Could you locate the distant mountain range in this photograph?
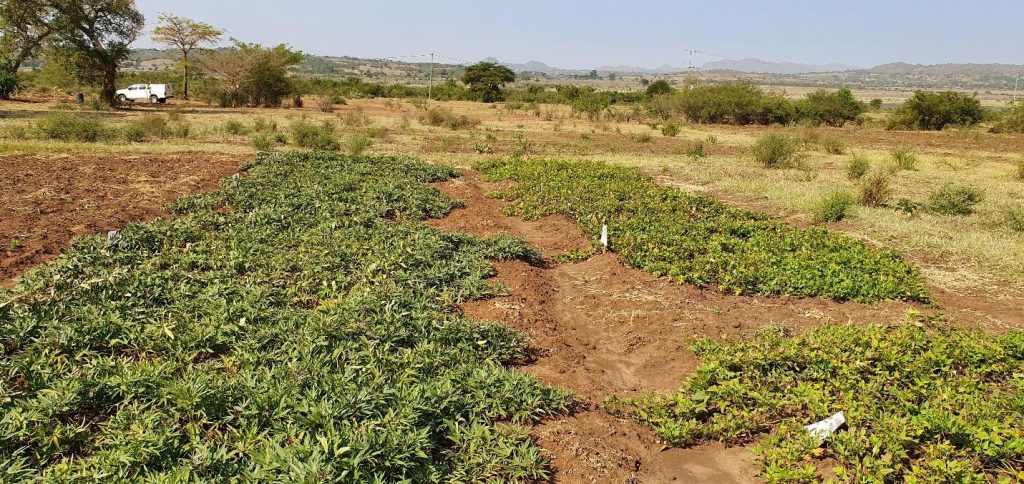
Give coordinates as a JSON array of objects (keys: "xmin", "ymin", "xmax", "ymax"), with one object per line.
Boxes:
[
  {"xmin": 120, "ymin": 49, "xmax": 1024, "ymax": 91},
  {"xmin": 702, "ymin": 58, "xmax": 860, "ymax": 74}
]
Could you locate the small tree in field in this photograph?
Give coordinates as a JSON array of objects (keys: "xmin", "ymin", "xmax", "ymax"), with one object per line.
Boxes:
[
  {"xmin": 645, "ymin": 79, "xmax": 673, "ymax": 97},
  {"xmin": 152, "ymin": 13, "xmax": 223, "ymax": 100},
  {"xmin": 461, "ymin": 62, "xmax": 515, "ymax": 103}
]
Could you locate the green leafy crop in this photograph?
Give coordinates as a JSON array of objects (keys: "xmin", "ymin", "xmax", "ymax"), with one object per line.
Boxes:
[
  {"xmin": 476, "ymin": 159, "xmax": 927, "ymax": 303},
  {"xmin": 607, "ymin": 320, "xmax": 1024, "ymax": 482},
  {"xmin": 0, "ymin": 153, "xmax": 570, "ymax": 481}
]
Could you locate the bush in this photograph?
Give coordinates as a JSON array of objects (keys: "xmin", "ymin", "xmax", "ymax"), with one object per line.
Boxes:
[
  {"xmin": 819, "ymin": 135, "xmax": 846, "ymax": 154},
  {"xmin": 421, "ymin": 107, "xmax": 480, "ymax": 130},
  {"xmin": 0, "ymin": 67, "xmax": 20, "ymax": 98},
  {"xmin": 928, "ymin": 183, "xmax": 985, "ymax": 215},
  {"xmin": 660, "ymin": 121, "xmax": 680, "ymax": 137},
  {"xmin": 121, "ymin": 123, "xmax": 147, "ymax": 142},
  {"xmin": 887, "ymin": 91, "xmax": 984, "ymax": 130},
  {"xmin": 34, "ymin": 113, "xmax": 104, "ymax": 142},
  {"xmin": 645, "ymin": 79, "xmax": 673, "ymax": 97},
  {"xmin": 224, "ymin": 119, "xmax": 249, "ymax": 135},
  {"xmin": 795, "ymin": 88, "xmax": 865, "ymax": 127},
  {"xmin": 315, "ymin": 95, "xmax": 335, "ymax": 113},
  {"xmin": 252, "ymin": 133, "xmax": 273, "ymax": 152},
  {"xmin": 869, "ymin": 98, "xmax": 883, "ymax": 110},
  {"xmin": 858, "ymin": 172, "xmax": 892, "ymax": 207},
  {"xmin": 891, "ymin": 146, "xmax": 918, "ymax": 170},
  {"xmin": 810, "ymin": 191, "xmax": 855, "ymax": 223},
  {"xmin": 629, "ymin": 132, "xmax": 653, "ymax": 143},
  {"xmin": 846, "ymin": 154, "xmax": 870, "ymax": 180},
  {"xmin": 1001, "ymin": 206, "xmax": 1024, "ymax": 232},
  {"xmin": 685, "ymin": 141, "xmax": 706, "ymax": 159},
  {"xmin": 252, "ymin": 117, "xmax": 278, "ymax": 133},
  {"xmin": 991, "ymin": 103, "xmax": 1024, "ymax": 133},
  {"xmin": 751, "ymin": 133, "xmax": 800, "ymax": 168},
  {"xmin": 347, "ymin": 134, "xmax": 372, "ymax": 155},
  {"xmin": 290, "ymin": 117, "xmax": 339, "ymax": 150},
  {"xmin": 669, "ymin": 81, "xmax": 796, "ymax": 125},
  {"xmin": 1017, "ymin": 158, "xmax": 1024, "ymax": 181}
]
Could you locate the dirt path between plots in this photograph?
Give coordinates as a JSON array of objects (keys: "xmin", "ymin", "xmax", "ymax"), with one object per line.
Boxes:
[
  {"xmin": 427, "ymin": 171, "xmax": 923, "ymax": 483},
  {"xmin": 0, "ymin": 153, "xmax": 243, "ymax": 286}
]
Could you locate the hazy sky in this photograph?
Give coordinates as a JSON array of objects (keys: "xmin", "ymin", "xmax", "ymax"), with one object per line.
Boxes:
[{"xmin": 134, "ymin": 0, "xmax": 1024, "ymax": 69}]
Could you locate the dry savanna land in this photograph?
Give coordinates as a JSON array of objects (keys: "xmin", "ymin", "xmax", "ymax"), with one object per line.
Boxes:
[{"xmin": 3, "ymin": 89, "xmax": 1024, "ymax": 482}]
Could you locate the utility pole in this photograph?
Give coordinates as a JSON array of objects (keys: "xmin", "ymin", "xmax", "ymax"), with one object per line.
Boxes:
[
  {"xmin": 686, "ymin": 49, "xmax": 696, "ymax": 73},
  {"xmin": 1014, "ymin": 72, "xmax": 1020, "ymax": 104},
  {"xmin": 427, "ymin": 53, "xmax": 435, "ymax": 104}
]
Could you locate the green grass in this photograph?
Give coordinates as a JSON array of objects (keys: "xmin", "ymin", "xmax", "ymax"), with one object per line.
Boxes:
[
  {"xmin": 606, "ymin": 319, "xmax": 1024, "ymax": 482},
  {"xmin": 0, "ymin": 153, "xmax": 570, "ymax": 481},
  {"xmin": 477, "ymin": 158, "xmax": 928, "ymax": 303}
]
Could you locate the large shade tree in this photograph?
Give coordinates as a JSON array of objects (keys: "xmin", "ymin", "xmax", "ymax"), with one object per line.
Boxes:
[
  {"xmin": 460, "ymin": 62, "xmax": 515, "ymax": 103},
  {"xmin": 197, "ymin": 40, "xmax": 302, "ymax": 107},
  {"xmin": 46, "ymin": 0, "xmax": 144, "ymax": 104},
  {"xmin": 152, "ymin": 13, "xmax": 222, "ymax": 100},
  {"xmin": 0, "ymin": 0, "xmax": 60, "ymax": 97}
]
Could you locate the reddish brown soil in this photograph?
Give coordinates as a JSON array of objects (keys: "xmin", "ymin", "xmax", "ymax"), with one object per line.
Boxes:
[
  {"xmin": 428, "ymin": 172, "xmax": 927, "ymax": 483},
  {"xmin": 0, "ymin": 153, "xmax": 242, "ymax": 286}
]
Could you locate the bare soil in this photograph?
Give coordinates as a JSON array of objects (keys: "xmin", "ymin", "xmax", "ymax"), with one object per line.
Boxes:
[
  {"xmin": 0, "ymin": 153, "xmax": 242, "ymax": 286},
  {"xmin": 427, "ymin": 171, "xmax": 929, "ymax": 483}
]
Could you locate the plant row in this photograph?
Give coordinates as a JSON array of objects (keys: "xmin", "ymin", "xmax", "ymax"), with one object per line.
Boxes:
[
  {"xmin": 476, "ymin": 158, "xmax": 928, "ymax": 303},
  {"xmin": 0, "ymin": 153, "xmax": 570, "ymax": 481}
]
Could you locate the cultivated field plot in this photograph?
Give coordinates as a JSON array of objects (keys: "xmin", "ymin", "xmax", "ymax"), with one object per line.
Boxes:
[{"xmin": 2, "ymin": 96, "xmax": 1024, "ymax": 482}]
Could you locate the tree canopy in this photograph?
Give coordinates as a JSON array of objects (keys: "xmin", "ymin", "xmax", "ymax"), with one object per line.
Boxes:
[
  {"xmin": 460, "ymin": 62, "xmax": 515, "ymax": 103},
  {"xmin": 152, "ymin": 13, "xmax": 223, "ymax": 99},
  {"xmin": 197, "ymin": 40, "xmax": 302, "ymax": 107}
]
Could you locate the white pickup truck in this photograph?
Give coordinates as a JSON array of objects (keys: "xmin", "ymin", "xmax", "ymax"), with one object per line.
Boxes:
[{"xmin": 115, "ymin": 84, "xmax": 174, "ymax": 104}]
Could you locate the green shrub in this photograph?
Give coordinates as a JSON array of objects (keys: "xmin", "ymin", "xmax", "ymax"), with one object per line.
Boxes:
[
  {"xmin": 891, "ymin": 146, "xmax": 918, "ymax": 170},
  {"xmin": 629, "ymin": 132, "xmax": 653, "ymax": 143},
  {"xmin": 347, "ymin": 134, "xmax": 373, "ymax": 155},
  {"xmin": 795, "ymin": 88, "xmax": 865, "ymax": 127},
  {"xmin": 477, "ymin": 158, "xmax": 927, "ymax": 303},
  {"xmin": 887, "ymin": 91, "xmax": 984, "ymax": 130},
  {"xmin": 751, "ymin": 133, "xmax": 799, "ymax": 168},
  {"xmin": 660, "ymin": 121, "xmax": 680, "ymax": 137},
  {"xmin": 252, "ymin": 117, "xmax": 278, "ymax": 133},
  {"xmin": 607, "ymin": 321, "xmax": 1024, "ymax": 482},
  {"xmin": 290, "ymin": 117, "xmax": 339, "ymax": 150},
  {"xmin": 810, "ymin": 191, "xmax": 855, "ymax": 223},
  {"xmin": 121, "ymin": 123, "xmax": 147, "ymax": 142},
  {"xmin": 819, "ymin": 135, "xmax": 846, "ymax": 154},
  {"xmin": 1001, "ymin": 206, "xmax": 1024, "ymax": 232},
  {"xmin": 846, "ymin": 154, "xmax": 870, "ymax": 180},
  {"xmin": 421, "ymin": 107, "xmax": 480, "ymax": 130},
  {"xmin": 223, "ymin": 119, "xmax": 249, "ymax": 135},
  {"xmin": 1017, "ymin": 158, "xmax": 1024, "ymax": 181},
  {"xmin": 928, "ymin": 183, "xmax": 985, "ymax": 215},
  {"xmin": 251, "ymin": 133, "xmax": 273, "ymax": 152},
  {"xmin": 365, "ymin": 126, "xmax": 391, "ymax": 139},
  {"xmin": 34, "ymin": 113, "xmax": 104, "ymax": 142},
  {"xmin": 991, "ymin": 103, "xmax": 1024, "ymax": 133},
  {"xmin": 0, "ymin": 67, "xmax": 20, "ymax": 98},
  {"xmin": 685, "ymin": 141, "xmax": 706, "ymax": 159},
  {"xmin": 666, "ymin": 81, "xmax": 796, "ymax": 125},
  {"xmin": 869, "ymin": 98, "xmax": 883, "ymax": 110},
  {"xmin": 858, "ymin": 171, "xmax": 892, "ymax": 207}
]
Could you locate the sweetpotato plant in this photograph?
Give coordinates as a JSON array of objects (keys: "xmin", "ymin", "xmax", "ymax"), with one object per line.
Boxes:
[
  {"xmin": 0, "ymin": 153, "xmax": 571, "ymax": 481},
  {"xmin": 606, "ymin": 319, "xmax": 1024, "ymax": 482},
  {"xmin": 476, "ymin": 159, "xmax": 928, "ymax": 303}
]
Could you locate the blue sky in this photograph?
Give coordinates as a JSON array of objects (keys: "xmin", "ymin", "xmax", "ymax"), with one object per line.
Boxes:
[{"xmin": 134, "ymin": 0, "xmax": 1024, "ymax": 69}]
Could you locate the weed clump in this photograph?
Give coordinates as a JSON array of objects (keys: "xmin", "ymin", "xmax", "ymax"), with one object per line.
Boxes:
[
  {"xmin": 810, "ymin": 191, "xmax": 855, "ymax": 223},
  {"xmin": 819, "ymin": 135, "xmax": 846, "ymax": 155},
  {"xmin": 34, "ymin": 112, "xmax": 104, "ymax": 142},
  {"xmin": 660, "ymin": 121, "xmax": 680, "ymax": 137},
  {"xmin": 223, "ymin": 119, "xmax": 249, "ymax": 135},
  {"xmin": 421, "ymin": 107, "xmax": 480, "ymax": 130},
  {"xmin": 846, "ymin": 154, "xmax": 870, "ymax": 180},
  {"xmin": 858, "ymin": 171, "xmax": 892, "ymax": 207},
  {"xmin": 1016, "ymin": 158, "xmax": 1024, "ymax": 181},
  {"xmin": 927, "ymin": 183, "xmax": 985, "ymax": 215},
  {"xmin": 290, "ymin": 117, "xmax": 339, "ymax": 151},
  {"xmin": 891, "ymin": 146, "xmax": 918, "ymax": 170},
  {"xmin": 751, "ymin": 133, "xmax": 800, "ymax": 168},
  {"xmin": 346, "ymin": 134, "xmax": 372, "ymax": 155},
  {"xmin": 251, "ymin": 133, "xmax": 273, "ymax": 152}
]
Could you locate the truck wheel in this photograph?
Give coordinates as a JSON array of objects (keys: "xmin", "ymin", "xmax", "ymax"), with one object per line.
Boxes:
[
  {"xmin": 158, "ymin": 98, "xmax": 167, "ymax": 104},
  {"xmin": 117, "ymin": 94, "xmax": 127, "ymax": 103},
  {"xmin": 150, "ymin": 95, "xmax": 158, "ymax": 104}
]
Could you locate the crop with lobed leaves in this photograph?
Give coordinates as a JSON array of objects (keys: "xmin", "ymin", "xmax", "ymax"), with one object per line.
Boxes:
[
  {"xmin": 476, "ymin": 158, "xmax": 927, "ymax": 303},
  {"xmin": 606, "ymin": 319, "xmax": 1024, "ymax": 482},
  {"xmin": 0, "ymin": 153, "xmax": 571, "ymax": 481}
]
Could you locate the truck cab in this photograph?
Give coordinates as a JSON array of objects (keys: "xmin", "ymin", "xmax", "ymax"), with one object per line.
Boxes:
[{"xmin": 115, "ymin": 84, "xmax": 174, "ymax": 104}]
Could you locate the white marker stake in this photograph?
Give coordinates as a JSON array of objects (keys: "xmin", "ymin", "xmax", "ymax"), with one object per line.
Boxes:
[
  {"xmin": 600, "ymin": 224, "xmax": 609, "ymax": 249},
  {"xmin": 106, "ymin": 230, "xmax": 119, "ymax": 246},
  {"xmin": 804, "ymin": 412, "xmax": 845, "ymax": 445}
]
